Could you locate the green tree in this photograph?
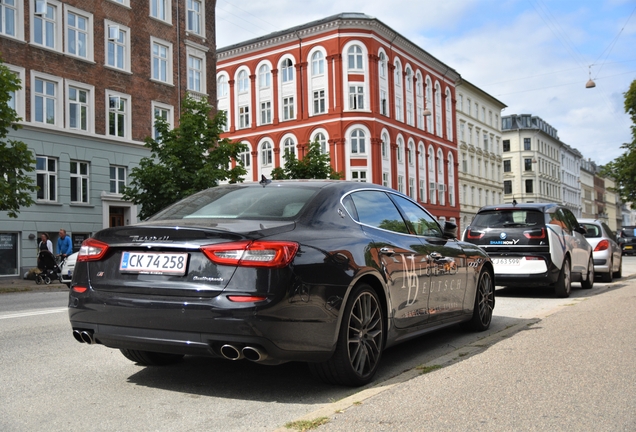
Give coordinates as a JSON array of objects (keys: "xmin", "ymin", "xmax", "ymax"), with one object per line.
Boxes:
[
  {"xmin": 123, "ymin": 96, "xmax": 247, "ymax": 220},
  {"xmin": 271, "ymin": 140, "xmax": 341, "ymax": 180},
  {"xmin": 0, "ymin": 59, "xmax": 37, "ymax": 218},
  {"xmin": 601, "ymin": 79, "xmax": 636, "ymax": 206}
]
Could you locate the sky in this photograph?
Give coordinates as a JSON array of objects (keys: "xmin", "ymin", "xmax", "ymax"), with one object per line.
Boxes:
[{"xmin": 215, "ymin": 0, "xmax": 636, "ymax": 166}]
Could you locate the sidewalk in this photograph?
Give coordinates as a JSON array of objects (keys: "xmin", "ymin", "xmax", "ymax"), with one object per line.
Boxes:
[{"xmin": 0, "ymin": 276, "xmax": 68, "ymax": 293}]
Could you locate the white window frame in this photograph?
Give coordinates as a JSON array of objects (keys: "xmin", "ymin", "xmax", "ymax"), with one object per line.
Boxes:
[
  {"xmin": 109, "ymin": 165, "xmax": 127, "ymax": 194},
  {"xmin": 282, "ymin": 96, "xmax": 294, "ymax": 121},
  {"xmin": 311, "ymin": 51, "xmax": 324, "ymax": 76},
  {"xmin": 5, "ymin": 64, "xmax": 25, "ymax": 119},
  {"xmin": 348, "ymin": 85, "xmax": 364, "ymax": 110},
  {"xmin": 105, "ymin": 89, "xmax": 132, "ymax": 140},
  {"xmin": 0, "ymin": 0, "xmax": 25, "ymax": 41},
  {"xmin": 237, "ymin": 70, "xmax": 249, "ymax": 93},
  {"xmin": 64, "ymin": 5, "xmax": 94, "ymax": 62},
  {"xmin": 397, "ymin": 175, "xmax": 404, "ymax": 193},
  {"xmin": 351, "ymin": 170, "xmax": 367, "ymax": 183},
  {"xmin": 30, "ymin": 70, "xmax": 63, "ymax": 128},
  {"xmin": 350, "ymin": 129, "xmax": 366, "ymax": 155},
  {"xmin": 150, "ymin": 0, "xmax": 172, "ymax": 24},
  {"xmin": 281, "ymin": 58, "xmax": 294, "ymax": 83},
  {"xmin": 258, "ymin": 64, "xmax": 271, "ymax": 88},
  {"xmin": 65, "ymin": 79, "xmax": 95, "ymax": 133},
  {"xmin": 36, "ymin": 155, "xmax": 57, "ymax": 202},
  {"xmin": 104, "ymin": 19, "xmax": 131, "ymax": 73},
  {"xmin": 347, "ymin": 45, "xmax": 363, "ymax": 71},
  {"xmin": 313, "ymin": 89, "xmax": 325, "ymax": 115},
  {"xmin": 281, "ymin": 136, "xmax": 296, "ymax": 162},
  {"xmin": 238, "ymin": 105, "xmax": 250, "ymax": 129},
  {"xmin": 260, "ymin": 141, "xmax": 273, "ymax": 167},
  {"xmin": 186, "ymin": 0, "xmax": 204, "ymax": 37},
  {"xmin": 186, "ymin": 45, "xmax": 207, "ymax": 95},
  {"xmin": 69, "ymin": 160, "xmax": 90, "ymax": 204},
  {"xmin": 217, "ymin": 74, "xmax": 228, "ymax": 97},
  {"xmin": 260, "ymin": 101, "xmax": 271, "ymax": 125},
  {"xmin": 107, "ymin": 0, "xmax": 130, "ymax": 6},
  {"xmin": 151, "ymin": 100, "xmax": 173, "ymax": 140},
  {"xmin": 30, "ymin": 0, "xmax": 62, "ymax": 52},
  {"xmin": 150, "ymin": 37, "xmax": 173, "ymax": 85}
]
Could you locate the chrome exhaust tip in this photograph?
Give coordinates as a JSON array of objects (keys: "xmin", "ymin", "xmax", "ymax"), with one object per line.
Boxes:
[
  {"xmin": 220, "ymin": 344, "xmax": 243, "ymax": 360},
  {"xmin": 242, "ymin": 346, "xmax": 267, "ymax": 362},
  {"xmin": 80, "ymin": 331, "xmax": 94, "ymax": 345},
  {"xmin": 72, "ymin": 330, "xmax": 84, "ymax": 343}
]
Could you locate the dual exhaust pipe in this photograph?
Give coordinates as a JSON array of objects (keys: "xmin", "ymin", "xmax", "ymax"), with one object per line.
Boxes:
[
  {"xmin": 220, "ymin": 344, "xmax": 267, "ymax": 362},
  {"xmin": 72, "ymin": 329, "xmax": 95, "ymax": 344}
]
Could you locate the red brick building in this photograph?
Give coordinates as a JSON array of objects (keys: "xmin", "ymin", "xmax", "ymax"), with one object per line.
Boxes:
[
  {"xmin": 217, "ymin": 13, "xmax": 460, "ymax": 223},
  {"xmin": 0, "ymin": 0, "xmax": 215, "ymax": 277}
]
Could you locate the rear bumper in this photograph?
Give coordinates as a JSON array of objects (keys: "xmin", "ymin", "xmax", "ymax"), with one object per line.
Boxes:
[{"xmin": 489, "ymin": 253, "xmax": 560, "ymax": 287}]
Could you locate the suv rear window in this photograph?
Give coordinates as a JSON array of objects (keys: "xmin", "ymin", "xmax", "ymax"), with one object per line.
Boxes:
[{"xmin": 471, "ymin": 210, "xmax": 545, "ymax": 228}]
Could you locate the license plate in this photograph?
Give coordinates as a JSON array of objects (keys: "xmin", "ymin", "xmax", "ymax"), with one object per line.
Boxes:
[
  {"xmin": 492, "ymin": 258, "xmax": 520, "ymax": 266},
  {"xmin": 120, "ymin": 252, "xmax": 188, "ymax": 275},
  {"xmin": 625, "ymin": 245, "xmax": 633, "ymax": 250}
]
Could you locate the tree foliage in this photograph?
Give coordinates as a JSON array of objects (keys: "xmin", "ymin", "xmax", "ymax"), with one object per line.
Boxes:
[
  {"xmin": 0, "ymin": 59, "xmax": 37, "ymax": 218},
  {"xmin": 601, "ymin": 79, "xmax": 636, "ymax": 207},
  {"xmin": 271, "ymin": 140, "xmax": 341, "ymax": 180},
  {"xmin": 123, "ymin": 96, "xmax": 247, "ymax": 220}
]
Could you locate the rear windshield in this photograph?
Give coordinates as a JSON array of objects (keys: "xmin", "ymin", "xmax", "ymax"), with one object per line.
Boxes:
[
  {"xmin": 471, "ymin": 210, "xmax": 545, "ymax": 228},
  {"xmin": 581, "ymin": 223, "xmax": 602, "ymax": 238},
  {"xmin": 150, "ymin": 185, "xmax": 319, "ymax": 220},
  {"xmin": 621, "ymin": 227, "xmax": 636, "ymax": 238}
]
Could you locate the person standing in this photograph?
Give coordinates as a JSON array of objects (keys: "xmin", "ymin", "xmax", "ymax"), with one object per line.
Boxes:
[
  {"xmin": 38, "ymin": 233, "xmax": 53, "ymax": 253},
  {"xmin": 57, "ymin": 229, "xmax": 73, "ymax": 258}
]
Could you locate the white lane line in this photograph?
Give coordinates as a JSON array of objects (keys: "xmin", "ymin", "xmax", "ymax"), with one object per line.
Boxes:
[{"xmin": 0, "ymin": 308, "xmax": 67, "ymax": 320}]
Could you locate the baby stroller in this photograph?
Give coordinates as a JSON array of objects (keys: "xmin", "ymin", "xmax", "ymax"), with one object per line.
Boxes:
[{"xmin": 35, "ymin": 250, "xmax": 62, "ymax": 285}]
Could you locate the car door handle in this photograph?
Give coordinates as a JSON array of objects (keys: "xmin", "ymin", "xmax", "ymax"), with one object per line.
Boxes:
[{"xmin": 379, "ymin": 247, "xmax": 395, "ymax": 256}]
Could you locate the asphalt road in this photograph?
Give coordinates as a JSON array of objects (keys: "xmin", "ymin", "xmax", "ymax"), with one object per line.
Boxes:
[{"xmin": 1, "ymin": 257, "xmax": 635, "ymax": 431}]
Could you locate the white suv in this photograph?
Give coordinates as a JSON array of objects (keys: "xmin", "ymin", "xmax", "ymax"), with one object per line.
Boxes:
[{"xmin": 462, "ymin": 203, "xmax": 594, "ymax": 297}]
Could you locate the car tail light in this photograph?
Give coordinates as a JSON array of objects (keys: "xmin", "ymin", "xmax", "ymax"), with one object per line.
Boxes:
[
  {"xmin": 524, "ymin": 256, "xmax": 545, "ymax": 261},
  {"xmin": 524, "ymin": 228, "xmax": 546, "ymax": 239},
  {"xmin": 200, "ymin": 240, "xmax": 299, "ymax": 268},
  {"xmin": 594, "ymin": 239, "xmax": 610, "ymax": 252},
  {"xmin": 72, "ymin": 286, "xmax": 88, "ymax": 293},
  {"xmin": 77, "ymin": 239, "xmax": 109, "ymax": 262},
  {"xmin": 227, "ymin": 295, "xmax": 267, "ymax": 302},
  {"xmin": 466, "ymin": 229, "xmax": 484, "ymax": 240}
]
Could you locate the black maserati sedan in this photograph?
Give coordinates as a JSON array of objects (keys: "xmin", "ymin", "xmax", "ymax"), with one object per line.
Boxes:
[{"xmin": 69, "ymin": 180, "xmax": 494, "ymax": 386}]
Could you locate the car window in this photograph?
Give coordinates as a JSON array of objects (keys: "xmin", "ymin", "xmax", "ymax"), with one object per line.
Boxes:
[
  {"xmin": 562, "ymin": 209, "xmax": 579, "ymax": 232},
  {"xmin": 472, "ymin": 210, "xmax": 543, "ymax": 228},
  {"xmin": 581, "ymin": 223, "xmax": 601, "ymax": 238},
  {"xmin": 349, "ymin": 191, "xmax": 409, "ymax": 234},
  {"xmin": 390, "ymin": 194, "xmax": 442, "ymax": 237},
  {"xmin": 151, "ymin": 185, "xmax": 318, "ymax": 220},
  {"xmin": 601, "ymin": 223, "xmax": 614, "ymax": 239},
  {"xmin": 549, "ymin": 210, "xmax": 570, "ymax": 233}
]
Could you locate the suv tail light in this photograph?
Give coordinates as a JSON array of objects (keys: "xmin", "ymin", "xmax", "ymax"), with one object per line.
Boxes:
[
  {"xmin": 524, "ymin": 228, "xmax": 546, "ymax": 239},
  {"xmin": 594, "ymin": 239, "xmax": 610, "ymax": 252},
  {"xmin": 201, "ymin": 240, "xmax": 299, "ymax": 268},
  {"xmin": 466, "ymin": 229, "xmax": 485, "ymax": 240},
  {"xmin": 77, "ymin": 239, "xmax": 109, "ymax": 262}
]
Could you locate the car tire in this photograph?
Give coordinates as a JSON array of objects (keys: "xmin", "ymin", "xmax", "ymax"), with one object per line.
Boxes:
[
  {"xmin": 614, "ymin": 257, "xmax": 622, "ymax": 279},
  {"xmin": 581, "ymin": 255, "xmax": 595, "ymax": 289},
  {"xmin": 460, "ymin": 269, "xmax": 495, "ymax": 332},
  {"xmin": 308, "ymin": 283, "xmax": 384, "ymax": 386},
  {"xmin": 554, "ymin": 257, "xmax": 571, "ymax": 298},
  {"xmin": 601, "ymin": 258, "xmax": 613, "ymax": 283},
  {"xmin": 119, "ymin": 349, "xmax": 184, "ymax": 366}
]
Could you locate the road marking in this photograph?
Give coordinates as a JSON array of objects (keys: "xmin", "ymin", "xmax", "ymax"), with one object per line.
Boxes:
[{"xmin": 0, "ymin": 308, "xmax": 67, "ymax": 320}]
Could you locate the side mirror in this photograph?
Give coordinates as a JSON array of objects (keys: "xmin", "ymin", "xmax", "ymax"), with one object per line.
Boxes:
[{"xmin": 442, "ymin": 221, "xmax": 458, "ymax": 239}]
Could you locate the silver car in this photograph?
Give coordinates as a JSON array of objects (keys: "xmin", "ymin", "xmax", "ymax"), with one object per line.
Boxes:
[{"xmin": 579, "ymin": 219, "xmax": 622, "ymax": 282}]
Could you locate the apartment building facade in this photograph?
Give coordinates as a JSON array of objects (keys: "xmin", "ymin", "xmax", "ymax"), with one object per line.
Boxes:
[
  {"xmin": 0, "ymin": 0, "xmax": 216, "ymax": 277},
  {"xmin": 455, "ymin": 79, "xmax": 506, "ymax": 228},
  {"xmin": 216, "ymin": 13, "xmax": 461, "ymax": 226}
]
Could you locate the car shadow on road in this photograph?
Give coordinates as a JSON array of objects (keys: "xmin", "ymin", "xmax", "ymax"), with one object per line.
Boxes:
[
  {"xmin": 125, "ymin": 315, "xmax": 536, "ymax": 403},
  {"xmin": 496, "ymin": 278, "xmax": 630, "ymax": 299}
]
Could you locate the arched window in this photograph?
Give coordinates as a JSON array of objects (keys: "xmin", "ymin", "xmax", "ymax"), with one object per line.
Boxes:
[
  {"xmin": 416, "ymin": 73, "xmax": 422, "ymax": 96},
  {"xmin": 435, "ymin": 82, "xmax": 442, "ymax": 136},
  {"xmin": 258, "ymin": 65, "xmax": 271, "ymax": 88},
  {"xmin": 394, "ymin": 60, "xmax": 401, "ymax": 86},
  {"xmin": 425, "ymin": 77, "xmax": 433, "ymax": 132},
  {"xmin": 381, "ymin": 133, "xmax": 389, "ymax": 159},
  {"xmin": 239, "ymin": 145, "xmax": 251, "ymax": 168},
  {"xmin": 379, "ymin": 52, "xmax": 386, "ymax": 78},
  {"xmin": 237, "ymin": 70, "xmax": 249, "ymax": 93},
  {"xmin": 405, "ymin": 68, "xmax": 412, "ymax": 91},
  {"xmin": 311, "ymin": 51, "xmax": 324, "ymax": 76},
  {"xmin": 448, "ymin": 152, "xmax": 455, "ymax": 206},
  {"xmin": 418, "ymin": 143, "xmax": 424, "ymax": 168},
  {"xmin": 350, "ymin": 129, "xmax": 366, "ymax": 154},
  {"xmin": 217, "ymin": 75, "xmax": 228, "ymax": 97},
  {"xmin": 313, "ymin": 132, "xmax": 327, "ymax": 153},
  {"xmin": 445, "ymin": 88, "xmax": 452, "ymax": 140},
  {"xmin": 428, "ymin": 146, "xmax": 436, "ymax": 204},
  {"xmin": 437, "ymin": 149, "xmax": 445, "ymax": 205},
  {"xmin": 397, "ymin": 138, "xmax": 404, "ymax": 163},
  {"xmin": 283, "ymin": 137, "xmax": 296, "ymax": 161},
  {"xmin": 347, "ymin": 45, "xmax": 363, "ymax": 70},
  {"xmin": 281, "ymin": 58, "xmax": 294, "ymax": 82},
  {"xmin": 261, "ymin": 141, "xmax": 273, "ymax": 166},
  {"xmin": 408, "ymin": 142, "xmax": 415, "ymax": 166}
]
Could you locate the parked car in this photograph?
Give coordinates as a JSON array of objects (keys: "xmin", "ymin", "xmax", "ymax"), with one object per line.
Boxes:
[
  {"xmin": 618, "ymin": 226, "xmax": 636, "ymax": 256},
  {"xmin": 578, "ymin": 219, "xmax": 622, "ymax": 282},
  {"xmin": 59, "ymin": 252, "xmax": 78, "ymax": 288},
  {"xmin": 69, "ymin": 181, "xmax": 495, "ymax": 386},
  {"xmin": 462, "ymin": 202, "xmax": 594, "ymax": 298}
]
